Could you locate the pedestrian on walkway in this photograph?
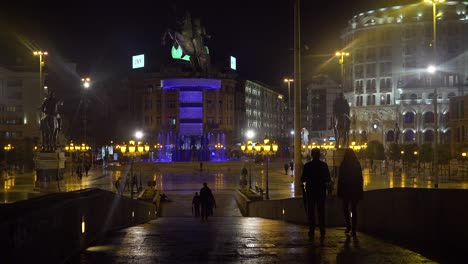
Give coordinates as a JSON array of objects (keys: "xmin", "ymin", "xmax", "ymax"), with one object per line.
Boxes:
[
  {"xmin": 84, "ymin": 162, "xmax": 91, "ymax": 177},
  {"xmin": 301, "ymin": 148, "xmax": 331, "ymax": 240},
  {"xmin": 76, "ymin": 164, "xmax": 83, "ymax": 180},
  {"xmin": 240, "ymin": 166, "xmax": 248, "ymax": 187},
  {"xmin": 200, "ymin": 182, "xmax": 216, "ymax": 221},
  {"xmin": 284, "ymin": 163, "xmax": 289, "ymax": 175},
  {"xmin": 337, "ymin": 148, "xmax": 363, "ymax": 237},
  {"xmin": 115, "ymin": 177, "xmax": 122, "ymax": 195},
  {"xmin": 192, "ymin": 192, "xmax": 201, "ymax": 217}
]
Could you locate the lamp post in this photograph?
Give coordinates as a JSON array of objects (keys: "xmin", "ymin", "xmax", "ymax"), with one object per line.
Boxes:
[
  {"xmin": 284, "ymin": 78, "xmax": 294, "ymax": 156},
  {"xmin": 3, "ymin": 144, "xmax": 14, "ymax": 173},
  {"xmin": 119, "ymin": 136, "xmax": 149, "ymax": 199},
  {"xmin": 215, "ymin": 143, "xmax": 223, "ymax": 160},
  {"xmin": 33, "ymin": 51, "xmax": 48, "ymax": 95},
  {"xmin": 424, "ymin": 0, "xmax": 444, "ymax": 188},
  {"xmin": 64, "ymin": 142, "xmax": 76, "ymax": 176},
  {"xmin": 240, "ymin": 140, "xmax": 254, "ymax": 189},
  {"xmin": 335, "ymin": 51, "xmax": 350, "ymax": 92},
  {"xmin": 81, "ymin": 78, "xmax": 91, "ymax": 144},
  {"xmin": 255, "ymin": 136, "xmax": 279, "ymax": 200}
]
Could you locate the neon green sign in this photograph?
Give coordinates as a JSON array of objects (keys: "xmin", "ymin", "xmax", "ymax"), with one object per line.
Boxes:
[{"xmin": 171, "ymin": 46, "xmax": 190, "ymax": 61}]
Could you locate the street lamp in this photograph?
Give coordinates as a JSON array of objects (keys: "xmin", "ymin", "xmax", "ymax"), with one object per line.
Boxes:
[
  {"xmin": 215, "ymin": 143, "xmax": 223, "ymax": 159},
  {"xmin": 81, "ymin": 78, "xmax": 91, "ymax": 144},
  {"xmin": 33, "ymin": 51, "xmax": 48, "ymax": 95},
  {"xmin": 3, "ymin": 144, "xmax": 14, "ymax": 172},
  {"xmin": 240, "ymin": 140, "xmax": 254, "ymax": 189},
  {"xmin": 119, "ymin": 139, "xmax": 150, "ymax": 199},
  {"xmin": 255, "ymin": 136, "xmax": 279, "ymax": 199},
  {"xmin": 284, "ymin": 78, "xmax": 294, "ymax": 158},
  {"xmin": 424, "ymin": 0, "xmax": 444, "ymax": 188},
  {"xmin": 335, "ymin": 51, "xmax": 350, "ymax": 92},
  {"xmin": 64, "ymin": 142, "xmax": 76, "ymax": 176}
]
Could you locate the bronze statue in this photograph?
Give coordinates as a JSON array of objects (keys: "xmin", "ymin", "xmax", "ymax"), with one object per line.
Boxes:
[
  {"xmin": 162, "ymin": 11, "xmax": 211, "ymax": 73},
  {"xmin": 332, "ymin": 93, "xmax": 351, "ymax": 148},
  {"xmin": 40, "ymin": 91, "xmax": 62, "ymax": 152}
]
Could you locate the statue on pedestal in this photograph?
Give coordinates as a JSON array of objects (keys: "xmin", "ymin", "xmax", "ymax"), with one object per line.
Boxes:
[
  {"xmin": 332, "ymin": 93, "xmax": 351, "ymax": 148},
  {"xmin": 162, "ymin": 11, "xmax": 211, "ymax": 73},
  {"xmin": 39, "ymin": 91, "xmax": 62, "ymax": 152}
]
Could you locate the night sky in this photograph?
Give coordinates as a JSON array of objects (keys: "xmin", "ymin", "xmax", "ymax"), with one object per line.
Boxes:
[{"xmin": 1, "ymin": 0, "xmax": 416, "ymax": 87}]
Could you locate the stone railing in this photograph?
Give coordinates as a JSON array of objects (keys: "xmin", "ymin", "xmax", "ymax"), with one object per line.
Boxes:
[{"xmin": 0, "ymin": 188, "xmax": 158, "ymax": 263}]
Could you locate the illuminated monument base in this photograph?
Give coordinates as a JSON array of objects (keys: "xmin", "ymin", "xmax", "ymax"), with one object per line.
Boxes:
[
  {"xmin": 157, "ymin": 78, "xmax": 227, "ymax": 162},
  {"xmin": 34, "ymin": 152, "xmax": 66, "ymax": 192}
]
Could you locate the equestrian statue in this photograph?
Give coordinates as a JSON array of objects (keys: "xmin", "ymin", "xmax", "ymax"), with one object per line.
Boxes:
[
  {"xmin": 162, "ymin": 11, "xmax": 211, "ymax": 73},
  {"xmin": 332, "ymin": 93, "xmax": 351, "ymax": 148},
  {"xmin": 40, "ymin": 91, "xmax": 62, "ymax": 152}
]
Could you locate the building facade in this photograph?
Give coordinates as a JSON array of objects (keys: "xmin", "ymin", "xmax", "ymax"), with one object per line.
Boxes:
[
  {"xmin": 341, "ymin": 1, "xmax": 468, "ymax": 147},
  {"xmin": 0, "ymin": 66, "xmax": 42, "ymax": 142},
  {"xmin": 449, "ymin": 95, "xmax": 468, "ymax": 156},
  {"xmin": 136, "ymin": 69, "xmax": 285, "ymax": 161},
  {"xmin": 303, "ymin": 76, "xmax": 341, "ymax": 142}
]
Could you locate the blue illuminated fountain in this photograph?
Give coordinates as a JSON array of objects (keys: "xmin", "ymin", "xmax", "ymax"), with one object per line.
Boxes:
[{"xmin": 155, "ymin": 78, "xmax": 227, "ymax": 162}]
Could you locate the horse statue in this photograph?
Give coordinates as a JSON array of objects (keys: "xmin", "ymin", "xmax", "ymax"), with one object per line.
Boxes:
[
  {"xmin": 162, "ymin": 11, "xmax": 211, "ymax": 73},
  {"xmin": 40, "ymin": 115, "xmax": 59, "ymax": 152},
  {"xmin": 39, "ymin": 91, "xmax": 62, "ymax": 152},
  {"xmin": 333, "ymin": 114, "xmax": 351, "ymax": 148}
]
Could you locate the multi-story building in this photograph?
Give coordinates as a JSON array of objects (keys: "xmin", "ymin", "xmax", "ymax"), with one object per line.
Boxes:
[
  {"xmin": 241, "ymin": 80, "xmax": 286, "ymax": 144},
  {"xmin": 449, "ymin": 94, "xmax": 468, "ymax": 156},
  {"xmin": 0, "ymin": 66, "xmax": 42, "ymax": 142},
  {"xmin": 341, "ymin": 1, "xmax": 468, "ymax": 147},
  {"xmin": 134, "ymin": 66, "xmax": 285, "ymax": 161},
  {"xmin": 303, "ymin": 75, "xmax": 341, "ymax": 142}
]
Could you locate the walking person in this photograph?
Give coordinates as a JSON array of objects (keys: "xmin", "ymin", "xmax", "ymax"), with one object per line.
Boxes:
[
  {"xmin": 200, "ymin": 182, "xmax": 216, "ymax": 221},
  {"xmin": 240, "ymin": 166, "xmax": 248, "ymax": 187},
  {"xmin": 284, "ymin": 163, "xmax": 289, "ymax": 175},
  {"xmin": 115, "ymin": 177, "xmax": 122, "ymax": 195},
  {"xmin": 192, "ymin": 192, "xmax": 201, "ymax": 217},
  {"xmin": 301, "ymin": 148, "xmax": 331, "ymax": 240},
  {"xmin": 337, "ymin": 148, "xmax": 363, "ymax": 237},
  {"xmin": 76, "ymin": 164, "xmax": 83, "ymax": 180}
]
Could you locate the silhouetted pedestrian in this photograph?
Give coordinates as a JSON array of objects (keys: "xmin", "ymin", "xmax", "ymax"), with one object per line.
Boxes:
[
  {"xmin": 84, "ymin": 162, "xmax": 91, "ymax": 176},
  {"xmin": 200, "ymin": 182, "xmax": 216, "ymax": 221},
  {"xmin": 301, "ymin": 148, "xmax": 331, "ymax": 240},
  {"xmin": 192, "ymin": 192, "xmax": 201, "ymax": 217},
  {"xmin": 338, "ymin": 149, "xmax": 363, "ymax": 237},
  {"xmin": 115, "ymin": 177, "xmax": 122, "ymax": 194},
  {"xmin": 284, "ymin": 163, "xmax": 289, "ymax": 175},
  {"xmin": 76, "ymin": 165, "xmax": 83, "ymax": 180}
]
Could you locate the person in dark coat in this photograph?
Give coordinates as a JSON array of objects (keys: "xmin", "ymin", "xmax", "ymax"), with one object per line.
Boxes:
[
  {"xmin": 192, "ymin": 192, "xmax": 201, "ymax": 217},
  {"xmin": 337, "ymin": 148, "xmax": 364, "ymax": 237},
  {"xmin": 301, "ymin": 148, "xmax": 331, "ymax": 240},
  {"xmin": 200, "ymin": 182, "xmax": 216, "ymax": 221}
]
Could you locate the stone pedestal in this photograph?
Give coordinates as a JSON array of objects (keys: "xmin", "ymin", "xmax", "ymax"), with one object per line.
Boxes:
[
  {"xmin": 325, "ymin": 148, "xmax": 347, "ymax": 196},
  {"xmin": 34, "ymin": 152, "xmax": 66, "ymax": 192}
]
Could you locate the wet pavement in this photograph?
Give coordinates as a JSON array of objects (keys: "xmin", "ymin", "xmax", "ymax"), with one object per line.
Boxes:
[
  {"xmin": 1, "ymin": 160, "xmax": 468, "ymax": 203},
  {"xmin": 69, "ymin": 217, "xmax": 436, "ymax": 263}
]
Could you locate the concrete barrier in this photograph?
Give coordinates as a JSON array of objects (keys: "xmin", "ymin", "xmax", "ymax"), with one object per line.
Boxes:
[
  {"xmin": 0, "ymin": 188, "xmax": 158, "ymax": 263},
  {"xmin": 236, "ymin": 188, "xmax": 468, "ymax": 258}
]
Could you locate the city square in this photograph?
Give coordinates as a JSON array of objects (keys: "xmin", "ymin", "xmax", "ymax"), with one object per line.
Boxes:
[{"xmin": 0, "ymin": 0, "xmax": 468, "ymax": 263}]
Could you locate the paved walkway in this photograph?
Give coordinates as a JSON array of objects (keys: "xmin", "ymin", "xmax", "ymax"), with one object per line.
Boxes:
[
  {"xmin": 66, "ymin": 181, "xmax": 441, "ymax": 264},
  {"xmin": 69, "ymin": 217, "xmax": 436, "ymax": 263}
]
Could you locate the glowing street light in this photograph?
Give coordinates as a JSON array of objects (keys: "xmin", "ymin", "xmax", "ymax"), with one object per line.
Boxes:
[
  {"xmin": 33, "ymin": 51, "xmax": 48, "ymax": 94},
  {"xmin": 119, "ymin": 138, "xmax": 150, "ymax": 198},
  {"xmin": 335, "ymin": 51, "xmax": 350, "ymax": 92},
  {"xmin": 424, "ymin": 0, "xmax": 444, "ymax": 188}
]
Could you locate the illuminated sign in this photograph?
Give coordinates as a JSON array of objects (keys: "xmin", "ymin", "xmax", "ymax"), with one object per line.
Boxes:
[
  {"xmin": 230, "ymin": 56, "xmax": 236, "ymax": 70},
  {"xmin": 132, "ymin": 54, "xmax": 145, "ymax": 69}
]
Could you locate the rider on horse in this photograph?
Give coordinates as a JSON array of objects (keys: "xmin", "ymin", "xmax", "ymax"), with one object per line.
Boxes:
[
  {"xmin": 332, "ymin": 93, "xmax": 351, "ymax": 147},
  {"xmin": 40, "ymin": 91, "xmax": 62, "ymax": 131},
  {"xmin": 40, "ymin": 91, "xmax": 62, "ymax": 151}
]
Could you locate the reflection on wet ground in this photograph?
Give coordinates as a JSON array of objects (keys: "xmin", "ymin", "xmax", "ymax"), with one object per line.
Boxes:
[{"xmin": 1, "ymin": 161, "xmax": 467, "ymax": 203}]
